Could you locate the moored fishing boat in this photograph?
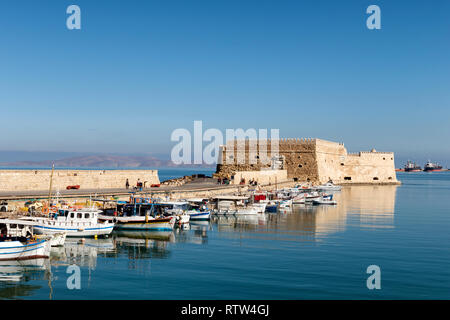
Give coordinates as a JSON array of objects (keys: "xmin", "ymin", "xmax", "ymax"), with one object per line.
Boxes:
[
  {"xmin": 187, "ymin": 211, "xmax": 211, "ymax": 221},
  {"xmin": 35, "ymin": 232, "xmax": 66, "ymax": 247},
  {"xmin": 316, "ymin": 181, "xmax": 342, "ymax": 191},
  {"xmin": 0, "ymin": 219, "xmax": 51, "ymax": 261},
  {"xmin": 312, "ymin": 195, "xmax": 337, "ymax": 205},
  {"xmin": 251, "ymin": 202, "xmax": 267, "ymax": 213},
  {"xmin": 265, "ymin": 202, "xmax": 279, "ymax": 213},
  {"xmin": 279, "ymin": 199, "xmax": 292, "ymax": 208},
  {"xmin": 26, "ymin": 208, "xmax": 114, "ymax": 237},
  {"xmin": 292, "ymin": 195, "xmax": 306, "ymax": 204},
  {"xmin": 113, "ymin": 216, "xmax": 176, "ymax": 231},
  {"xmin": 157, "ymin": 201, "xmax": 191, "ymax": 225},
  {"xmin": 185, "ymin": 199, "xmax": 211, "ymax": 221}
]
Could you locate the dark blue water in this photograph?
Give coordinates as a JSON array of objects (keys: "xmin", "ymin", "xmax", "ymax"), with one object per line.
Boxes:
[{"xmin": 1, "ymin": 172, "xmax": 449, "ymax": 300}]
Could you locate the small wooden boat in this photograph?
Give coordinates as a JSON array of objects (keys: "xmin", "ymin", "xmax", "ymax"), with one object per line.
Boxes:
[
  {"xmin": 186, "ymin": 199, "xmax": 211, "ymax": 221},
  {"xmin": 187, "ymin": 210, "xmax": 211, "ymax": 221},
  {"xmin": 114, "ymin": 216, "xmax": 176, "ymax": 231}
]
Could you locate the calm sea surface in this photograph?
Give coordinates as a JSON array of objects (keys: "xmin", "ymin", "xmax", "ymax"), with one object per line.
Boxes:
[{"xmin": 1, "ymin": 171, "xmax": 450, "ymax": 300}]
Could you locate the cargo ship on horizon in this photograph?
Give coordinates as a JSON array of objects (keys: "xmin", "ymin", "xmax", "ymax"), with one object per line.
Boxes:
[
  {"xmin": 404, "ymin": 160, "xmax": 422, "ymax": 172},
  {"xmin": 424, "ymin": 160, "xmax": 443, "ymax": 172}
]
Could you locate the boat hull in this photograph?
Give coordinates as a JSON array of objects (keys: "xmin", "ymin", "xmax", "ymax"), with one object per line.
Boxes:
[
  {"xmin": 114, "ymin": 217, "xmax": 176, "ymax": 231},
  {"xmin": 266, "ymin": 205, "xmax": 278, "ymax": 213},
  {"xmin": 33, "ymin": 225, "xmax": 114, "ymax": 237},
  {"xmin": 36, "ymin": 233, "xmax": 66, "ymax": 246},
  {"xmin": 0, "ymin": 239, "xmax": 50, "ymax": 261},
  {"xmin": 188, "ymin": 211, "xmax": 211, "ymax": 221}
]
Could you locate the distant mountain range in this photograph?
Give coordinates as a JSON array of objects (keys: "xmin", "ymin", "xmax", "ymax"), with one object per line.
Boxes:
[{"xmin": 0, "ymin": 154, "xmax": 215, "ymax": 168}]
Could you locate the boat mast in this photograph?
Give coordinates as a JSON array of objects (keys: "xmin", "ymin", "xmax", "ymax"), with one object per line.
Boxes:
[{"xmin": 47, "ymin": 163, "xmax": 55, "ymax": 209}]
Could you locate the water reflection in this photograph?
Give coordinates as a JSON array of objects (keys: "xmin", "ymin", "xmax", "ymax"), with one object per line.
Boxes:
[
  {"xmin": 0, "ymin": 258, "xmax": 50, "ymax": 299},
  {"xmin": 0, "ymin": 185, "xmax": 398, "ymax": 299},
  {"xmin": 51, "ymin": 238, "xmax": 116, "ymax": 270},
  {"xmin": 113, "ymin": 231, "xmax": 174, "ymax": 261},
  {"xmin": 210, "ymin": 185, "xmax": 398, "ymax": 239},
  {"xmin": 174, "ymin": 222, "xmax": 210, "ymax": 245}
]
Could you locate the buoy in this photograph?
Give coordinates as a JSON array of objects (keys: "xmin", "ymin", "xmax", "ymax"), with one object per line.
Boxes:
[{"xmin": 94, "ymin": 234, "xmax": 98, "ymax": 240}]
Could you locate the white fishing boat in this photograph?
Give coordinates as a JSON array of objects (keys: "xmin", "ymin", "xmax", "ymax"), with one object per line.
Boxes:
[
  {"xmin": 213, "ymin": 195, "xmax": 260, "ymax": 216},
  {"xmin": 252, "ymin": 202, "xmax": 267, "ymax": 213},
  {"xmin": 0, "ymin": 219, "xmax": 51, "ymax": 261},
  {"xmin": 26, "ymin": 208, "xmax": 114, "ymax": 237},
  {"xmin": 187, "ymin": 210, "xmax": 211, "ymax": 220},
  {"xmin": 316, "ymin": 181, "xmax": 342, "ymax": 191},
  {"xmin": 292, "ymin": 195, "xmax": 306, "ymax": 204},
  {"xmin": 156, "ymin": 201, "xmax": 191, "ymax": 225},
  {"xmin": 35, "ymin": 232, "xmax": 66, "ymax": 247},
  {"xmin": 279, "ymin": 199, "xmax": 292, "ymax": 208},
  {"xmin": 312, "ymin": 195, "xmax": 337, "ymax": 205},
  {"xmin": 185, "ymin": 199, "xmax": 211, "ymax": 221},
  {"xmin": 113, "ymin": 216, "xmax": 177, "ymax": 231},
  {"xmin": 305, "ymin": 191, "xmax": 322, "ymax": 202}
]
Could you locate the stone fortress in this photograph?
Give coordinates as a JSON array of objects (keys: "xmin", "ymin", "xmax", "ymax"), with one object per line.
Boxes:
[{"xmin": 215, "ymin": 138, "xmax": 399, "ymax": 185}]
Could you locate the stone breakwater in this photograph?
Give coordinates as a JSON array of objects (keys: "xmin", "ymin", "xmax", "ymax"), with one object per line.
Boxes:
[{"xmin": 0, "ymin": 169, "xmax": 160, "ymax": 192}]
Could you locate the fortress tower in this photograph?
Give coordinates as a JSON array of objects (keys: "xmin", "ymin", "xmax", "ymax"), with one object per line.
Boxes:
[{"xmin": 215, "ymin": 138, "xmax": 399, "ymax": 185}]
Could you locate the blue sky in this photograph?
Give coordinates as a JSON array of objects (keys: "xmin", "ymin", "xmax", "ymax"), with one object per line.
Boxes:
[{"xmin": 0, "ymin": 0, "xmax": 449, "ymax": 165}]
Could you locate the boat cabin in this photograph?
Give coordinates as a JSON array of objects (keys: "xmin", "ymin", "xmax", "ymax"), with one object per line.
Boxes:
[
  {"xmin": 47, "ymin": 209, "xmax": 102, "ymax": 227},
  {"xmin": 0, "ymin": 219, "xmax": 36, "ymax": 240}
]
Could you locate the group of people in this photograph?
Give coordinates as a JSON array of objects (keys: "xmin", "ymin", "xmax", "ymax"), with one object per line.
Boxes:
[
  {"xmin": 238, "ymin": 177, "xmax": 258, "ymax": 186},
  {"xmin": 125, "ymin": 178, "xmax": 143, "ymax": 191},
  {"xmin": 217, "ymin": 177, "xmax": 230, "ymax": 185}
]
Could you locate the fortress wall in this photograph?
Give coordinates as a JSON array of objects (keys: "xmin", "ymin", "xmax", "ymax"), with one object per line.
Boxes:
[
  {"xmin": 232, "ymin": 170, "xmax": 288, "ymax": 185},
  {"xmin": 216, "ymin": 138, "xmax": 318, "ymax": 181},
  {"xmin": 315, "ymin": 139, "xmax": 348, "ymax": 183},
  {"xmin": 216, "ymin": 138, "xmax": 399, "ymax": 185},
  {"xmin": 0, "ymin": 170, "xmax": 160, "ymax": 192},
  {"xmin": 340, "ymin": 152, "xmax": 397, "ymax": 184}
]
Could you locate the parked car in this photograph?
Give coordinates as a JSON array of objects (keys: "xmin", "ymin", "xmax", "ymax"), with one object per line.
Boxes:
[{"xmin": 66, "ymin": 185, "xmax": 80, "ymax": 190}]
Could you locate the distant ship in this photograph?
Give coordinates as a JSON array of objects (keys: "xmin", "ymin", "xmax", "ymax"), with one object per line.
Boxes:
[
  {"xmin": 424, "ymin": 160, "xmax": 443, "ymax": 172},
  {"xmin": 404, "ymin": 161, "xmax": 422, "ymax": 172}
]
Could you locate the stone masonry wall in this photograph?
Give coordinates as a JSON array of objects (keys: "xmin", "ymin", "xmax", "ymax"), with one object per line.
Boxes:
[
  {"xmin": 215, "ymin": 138, "xmax": 399, "ymax": 185},
  {"xmin": 0, "ymin": 170, "xmax": 160, "ymax": 192}
]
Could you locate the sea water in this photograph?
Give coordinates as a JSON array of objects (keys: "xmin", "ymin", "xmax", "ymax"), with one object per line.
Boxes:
[{"xmin": 1, "ymin": 171, "xmax": 449, "ymax": 300}]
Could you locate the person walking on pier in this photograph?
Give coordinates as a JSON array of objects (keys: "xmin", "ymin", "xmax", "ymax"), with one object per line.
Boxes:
[{"xmin": 125, "ymin": 179, "xmax": 130, "ymax": 189}]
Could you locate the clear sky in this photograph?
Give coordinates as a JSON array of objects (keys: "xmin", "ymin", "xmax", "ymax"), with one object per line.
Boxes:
[{"xmin": 0, "ymin": 0, "xmax": 449, "ymax": 164}]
